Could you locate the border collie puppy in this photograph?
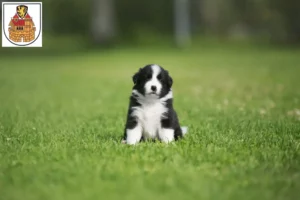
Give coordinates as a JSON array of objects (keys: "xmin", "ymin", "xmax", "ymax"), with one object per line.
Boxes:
[{"xmin": 122, "ymin": 64, "xmax": 187, "ymax": 145}]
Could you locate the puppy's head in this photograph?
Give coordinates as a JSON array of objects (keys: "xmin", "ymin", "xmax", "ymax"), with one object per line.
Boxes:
[{"xmin": 132, "ymin": 64, "xmax": 173, "ymax": 98}]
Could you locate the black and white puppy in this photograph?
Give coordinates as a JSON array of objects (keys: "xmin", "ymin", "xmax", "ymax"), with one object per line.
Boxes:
[{"xmin": 122, "ymin": 64, "xmax": 187, "ymax": 145}]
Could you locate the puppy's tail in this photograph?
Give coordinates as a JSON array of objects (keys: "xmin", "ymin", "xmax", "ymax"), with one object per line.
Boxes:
[{"xmin": 181, "ymin": 126, "xmax": 188, "ymax": 136}]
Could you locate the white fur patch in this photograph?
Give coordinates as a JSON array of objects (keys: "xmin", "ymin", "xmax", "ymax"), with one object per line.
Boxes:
[
  {"xmin": 126, "ymin": 124, "xmax": 142, "ymax": 145},
  {"xmin": 130, "ymin": 89, "xmax": 173, "ymax": 141},
  {"xmin": 181, "ymin": 126, "xmax": 188, "ymax": 135},
  {"xmin": 159, "ymin": 128, "xmax": 174, "ymax": 143}
]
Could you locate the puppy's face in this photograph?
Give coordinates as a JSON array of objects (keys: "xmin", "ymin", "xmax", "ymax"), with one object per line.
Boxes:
[{"xmin": 132, "ymin": 64, "xmax": 173, "ymax": 98}]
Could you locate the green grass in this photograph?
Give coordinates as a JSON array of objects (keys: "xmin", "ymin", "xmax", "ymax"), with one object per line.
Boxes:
[{"xmin": 0, "ymin": 44, "xmax": 300, "ymax": 200}]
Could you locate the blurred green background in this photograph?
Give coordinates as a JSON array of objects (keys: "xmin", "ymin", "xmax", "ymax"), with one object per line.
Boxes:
[{"xmin": 1, "ymin": 0, "xmax": 300, "ymax": 53}]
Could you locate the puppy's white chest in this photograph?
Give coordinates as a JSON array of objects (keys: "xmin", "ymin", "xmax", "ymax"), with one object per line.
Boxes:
[{"xmin": 138, "ymin": 102, "xmax": 167, "ymax": 139}]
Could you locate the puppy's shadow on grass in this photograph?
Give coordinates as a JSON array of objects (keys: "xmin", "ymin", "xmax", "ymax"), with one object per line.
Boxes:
[
  {"xmin": 120, "ymin": 137, "xmax": 156, "ymax": 145},
  {"xmin": 121, "ymin": 138, "xmax": 183, "ymax": 147}
]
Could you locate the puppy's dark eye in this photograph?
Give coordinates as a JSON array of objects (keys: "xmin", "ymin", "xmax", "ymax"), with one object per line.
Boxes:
[
  {"xmin": 157, "ymin": 74, "xmax": 162, "ymax": 80},
  {"xmin": 147, "ymin": 74, "xmax": 152, "ymax": 80}
]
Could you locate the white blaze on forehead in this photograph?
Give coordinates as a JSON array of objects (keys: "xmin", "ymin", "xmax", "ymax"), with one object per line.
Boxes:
[{"xmin": 151, "ymin": 64, "xmax": 161, "ymax": 77}]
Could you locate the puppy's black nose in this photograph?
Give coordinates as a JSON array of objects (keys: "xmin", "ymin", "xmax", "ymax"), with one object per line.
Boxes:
[{"xmin": 151, "ymin": 85, "xmax": 157, "ymax": 92}]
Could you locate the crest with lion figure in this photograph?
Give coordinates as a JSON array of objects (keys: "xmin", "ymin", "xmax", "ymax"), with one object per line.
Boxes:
[{"xmin": 2, "ymin": 2, "xmax": 42, "ymax": 47}]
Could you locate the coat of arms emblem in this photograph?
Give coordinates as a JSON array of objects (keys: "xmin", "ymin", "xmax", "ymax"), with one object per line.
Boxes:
[
  {"xmin": 2, "ymin": 2, "xmax": 42, "ymax": 47},
  {"xmin": 8, "ymin": 5, "xmax": 36, "ymax": 43}
]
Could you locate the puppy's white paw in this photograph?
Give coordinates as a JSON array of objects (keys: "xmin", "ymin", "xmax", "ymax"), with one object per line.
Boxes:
[{"xmin": 181, "ymin": 126, "xmax": 188, "ymax": 135}]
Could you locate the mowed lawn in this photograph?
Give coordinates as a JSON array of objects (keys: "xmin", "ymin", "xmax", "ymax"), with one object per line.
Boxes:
[{"xmin": 0, "ymin": 45, "xmax": 300, "ymax": 200}]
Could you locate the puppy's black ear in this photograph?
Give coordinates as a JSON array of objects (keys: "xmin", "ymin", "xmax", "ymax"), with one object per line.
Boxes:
[
  {"xmin": 132, "ymin": 68, "xmax": 142, "ymax": 84},
  {"xmin": 166, "ymin": 71, "xmax": 173, "ymax": 88}
]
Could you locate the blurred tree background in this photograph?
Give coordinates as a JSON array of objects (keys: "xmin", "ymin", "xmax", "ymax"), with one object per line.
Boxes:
[{"xmin": 0, "ymin": 0, "xmax": 299, "ymax": 49}]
